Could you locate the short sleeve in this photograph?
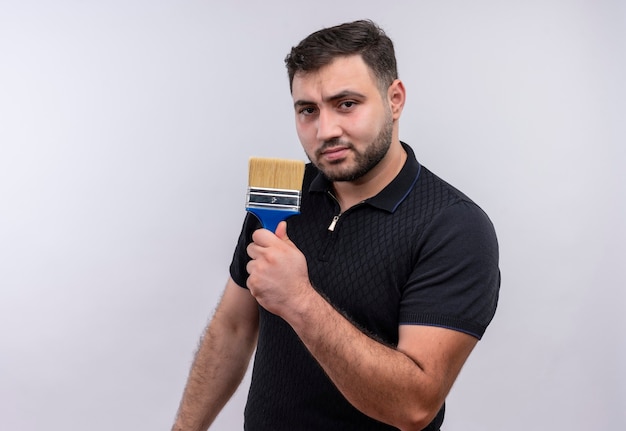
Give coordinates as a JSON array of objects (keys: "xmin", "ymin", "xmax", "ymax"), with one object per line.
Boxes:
[
  {"xmin": 399, "ymin": 200, "xmax": 500, "ymax": 339},
  {"xmin": 229, "ymin": 213, "xmax": 262, "ymax": 289}
]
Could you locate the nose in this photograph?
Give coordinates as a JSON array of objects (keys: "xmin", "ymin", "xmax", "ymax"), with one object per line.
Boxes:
[{"xmin": 316, "ymin": 109, "xmax": 342, "ymax": 142}]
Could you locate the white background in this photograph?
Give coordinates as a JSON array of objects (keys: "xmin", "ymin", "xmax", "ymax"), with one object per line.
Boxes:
[{"xmin": 1, "ymin": 1, "xmax": 624, "ymax": 430}]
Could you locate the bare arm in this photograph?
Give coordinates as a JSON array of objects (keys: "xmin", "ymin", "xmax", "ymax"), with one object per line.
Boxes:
[
  {"xmin": 246, "ymin": 223, "xmax": 476, "ymax": 431},
  {"xmin": 172, "ymin": 278, "xmax": 259, "ymax": 431},
  {"xmin": 284, "ymin": 291, "xmax": 475, "ymax": 430}
]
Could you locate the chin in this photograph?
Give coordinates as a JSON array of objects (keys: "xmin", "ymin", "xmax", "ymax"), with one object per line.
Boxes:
[{"xmin": 321, "ymin": 166, "xmax": 364, "ymax": 183}]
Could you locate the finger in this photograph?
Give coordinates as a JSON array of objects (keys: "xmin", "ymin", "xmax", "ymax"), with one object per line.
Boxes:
[
  {"xmin": 246, "ymin": 242, "xmax": 260, "ymax": 260},
  {"xmin": 251, "ymin": 227, "xmax": 276, "ymax": 246},
  {"xmin": 246, "ymin": 259, "xmax": 257, "ymax": 279},
  {"xmin": 275, "ymin": 221, "xmax": 289, "ymax": 241}
]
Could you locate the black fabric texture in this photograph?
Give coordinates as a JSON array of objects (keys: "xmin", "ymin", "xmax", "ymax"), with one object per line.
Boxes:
[{"xmin": 229, "ymin": 142, "xmax": 500, "ymax": 430}]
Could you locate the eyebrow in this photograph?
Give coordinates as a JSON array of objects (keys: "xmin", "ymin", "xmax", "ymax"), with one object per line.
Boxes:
[{"xmin": 293, "ymin": 90, "xmax": 367, "ymax": 109}]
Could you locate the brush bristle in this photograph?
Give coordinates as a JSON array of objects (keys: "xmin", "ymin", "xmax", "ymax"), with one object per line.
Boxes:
[{"xmin": 248, "ymin": 157, "xmax": 305, "ymax": 191}]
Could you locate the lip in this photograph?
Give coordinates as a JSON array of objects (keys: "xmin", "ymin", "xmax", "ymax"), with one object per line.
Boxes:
[{"xmin": 321, "ymin": 146, "xmax": 350, "ymax": 161}]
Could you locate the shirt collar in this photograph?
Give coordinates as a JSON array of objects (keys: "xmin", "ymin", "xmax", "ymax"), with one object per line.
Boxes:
[{"xmin": 309, "ymin": 142, "xmax": 421, "ymax": 213}]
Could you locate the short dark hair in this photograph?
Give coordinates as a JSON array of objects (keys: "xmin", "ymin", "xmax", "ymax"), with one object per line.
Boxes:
[{"xmin": 284, "ymin": 20, "xmax": 398, "ymax": 93}]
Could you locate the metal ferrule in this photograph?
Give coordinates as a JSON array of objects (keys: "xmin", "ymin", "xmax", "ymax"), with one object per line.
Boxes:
[{"xmin": 246, "ymin": 187, "xmax": 302, "ymax": 211}]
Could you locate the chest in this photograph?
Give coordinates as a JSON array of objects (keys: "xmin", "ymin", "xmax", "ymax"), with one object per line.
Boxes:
[{"xmin": 288, "ymin": 195, "xmax": 418, "ymax": 343}]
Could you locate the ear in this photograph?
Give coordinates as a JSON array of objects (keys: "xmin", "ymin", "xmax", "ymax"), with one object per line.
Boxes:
[{"xmin": 387, "ymin": 79, "xmax": 406, "ymax": 120}]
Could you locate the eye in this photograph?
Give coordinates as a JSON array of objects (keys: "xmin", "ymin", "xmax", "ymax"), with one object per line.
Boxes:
[
  {"xmin": 339, "ymin": 100, "xmax": 357, "ymax": 110},
  {"xmin": 299, "ymin": 106, "xmax": 317, "ymax": 116}
]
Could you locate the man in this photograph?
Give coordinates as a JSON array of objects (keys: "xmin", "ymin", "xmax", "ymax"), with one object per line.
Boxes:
[{"xmin": 172, "ymin": 20, "xmax": 499, "ymax": 431}]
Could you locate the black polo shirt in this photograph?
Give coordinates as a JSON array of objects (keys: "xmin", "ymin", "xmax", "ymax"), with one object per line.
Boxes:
[{"xmin": 230, "ymin": 142, "xmax": 500, "ymax": 431}]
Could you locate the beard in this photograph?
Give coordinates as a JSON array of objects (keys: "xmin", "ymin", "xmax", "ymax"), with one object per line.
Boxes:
[{"xmin": 311, "ymin": 114, "xmax": 394, "ymax": 182}]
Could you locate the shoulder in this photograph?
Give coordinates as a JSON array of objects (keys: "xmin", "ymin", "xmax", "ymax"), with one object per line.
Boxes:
[{"xmin": 402, "ymin": 166, "xmax": 495, "ymax": 233}]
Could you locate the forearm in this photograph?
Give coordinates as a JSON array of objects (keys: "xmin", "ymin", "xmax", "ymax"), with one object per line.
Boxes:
[
  {"xmin": 172, "ymin": 321, "xmax": 255, "ymax": 430},
  {"xmin": 173, "ymin": 280, "xmax": 259, "ymax": 431},
  {"xmin": 287, "ymin": 288, "xmax": 439, "ymax": 430},
  {"xmin": 172, "ymin": 316, "xmax": 256, "ymax": 431}
]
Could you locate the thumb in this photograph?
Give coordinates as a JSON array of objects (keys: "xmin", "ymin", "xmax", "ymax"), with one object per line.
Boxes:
[{"xmin": 275, "ymin": 221, "xmax": 290, "ymax": 241}]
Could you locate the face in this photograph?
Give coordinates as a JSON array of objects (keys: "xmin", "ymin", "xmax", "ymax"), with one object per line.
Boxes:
[{"xmin": 291, "ymin": 55, "xmax": 396, "ymax": 183}]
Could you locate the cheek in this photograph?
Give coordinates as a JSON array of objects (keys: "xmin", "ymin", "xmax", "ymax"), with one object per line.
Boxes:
[
  {"xmin": 346, "ymin": 112, "xmax": 381, "ymax": 141},
  {"xmin": 294, "ymin": 121, "xmax": 307, "ymax": 142},
  {"xmin": 342, "ymin": 105, "xmax": 384, "ymax": 135},
  {"xmin": 295, "ymin": 122, "xmax": 316, "ymax": 152}
]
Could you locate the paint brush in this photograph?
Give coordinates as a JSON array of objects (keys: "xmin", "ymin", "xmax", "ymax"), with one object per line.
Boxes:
[{"xmin": 246, "ymin": 157, "xmax": 305, "ymax": 232}]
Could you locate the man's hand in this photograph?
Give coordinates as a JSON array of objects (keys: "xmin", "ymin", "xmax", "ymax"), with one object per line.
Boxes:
[{"xmin": 245, "ymin": 221, "xmax": 313, "ymax": 317}]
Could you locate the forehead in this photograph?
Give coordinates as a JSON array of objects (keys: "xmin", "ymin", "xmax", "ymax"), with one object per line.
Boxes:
[{"xmin": 291, "ymin": 55, "xmax": 379, "ymax": 100}]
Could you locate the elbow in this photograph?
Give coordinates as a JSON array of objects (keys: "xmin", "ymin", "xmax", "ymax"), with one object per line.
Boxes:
[
  {"xmin": 398, "ymin": 416, "xmax": 432, "ymax": 431},
  {"xmin": 397, "ymin": 401, "xmax": 444, "ymax": 431},
  {"xmin": 398, "ymin": 416, "xmax": 436, "ymax": 431}
]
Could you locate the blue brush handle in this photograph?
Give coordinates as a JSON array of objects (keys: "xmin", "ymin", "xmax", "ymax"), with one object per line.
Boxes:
[{"xmin": 247, "ymin": 208, "xmax": 300, "ymax": 233}]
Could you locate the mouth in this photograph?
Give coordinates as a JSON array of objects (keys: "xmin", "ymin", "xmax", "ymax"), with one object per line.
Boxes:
[{"xmin": 319, "ymin": 145, "xmax": 351, "ymax": 162}]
